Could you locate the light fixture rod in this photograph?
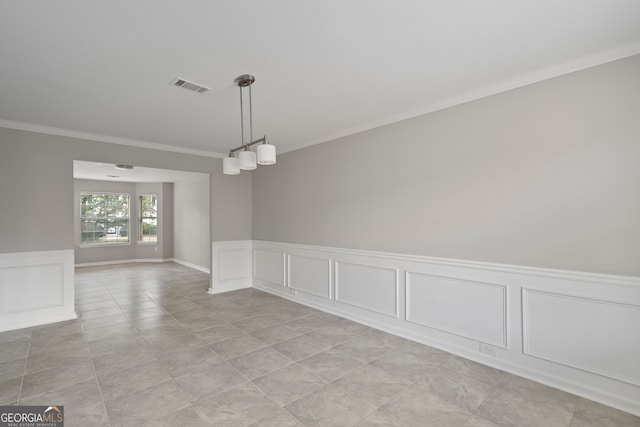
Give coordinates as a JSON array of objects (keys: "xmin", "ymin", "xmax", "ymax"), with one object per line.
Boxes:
[
  {"xmin": 239, "ymin": 81, "xmax": 245, "ymax": 147},
  {"xmin": 249, "ymin": 82, "xmax": 253, "ymax": 143},
  {"xmin": 228, "ymin": 136, "xmax": 267, "ymax": 155}
]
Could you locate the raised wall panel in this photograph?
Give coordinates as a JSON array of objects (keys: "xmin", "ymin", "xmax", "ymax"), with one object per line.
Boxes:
[
  {"xmin": 288, "ymin": 254, "xmax": 330, "ymax": 299},
  {"xmin": 406, "ymin": 272, "xmax": 507, "ymax": 348},
  {"xmin": 1, "ymin": 264, "xmax": 64, "ymax": 313},
  {"xmin": 523, "ymin": 289, "xmax": 640, "ymax": 386},
  {"xmin": 254, "ymin": 249, "xmax": 285, "ymax": 286},
  {"xmin": 0, "ymin": 250, "xmax": 76, "ymax": 332},
  {"xmin": 218, "ymin": 249, "xmax": 249, "ymax": 281},
  {"xmin": 249, "ymin": 240, "xmax": 640, "ymax": 416},
  {"xmin": 335, "ymin": 261, "xmax": 398, "ymax": 317},
  {"xmin": 210, "ymin": 241, "xmax": 252, "ymax": 294}
]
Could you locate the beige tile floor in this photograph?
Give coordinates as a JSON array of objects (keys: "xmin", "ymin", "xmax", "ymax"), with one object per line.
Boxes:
[{"xmin": 0, "ymin": 262, "xmax": 638, "ymax": 426}]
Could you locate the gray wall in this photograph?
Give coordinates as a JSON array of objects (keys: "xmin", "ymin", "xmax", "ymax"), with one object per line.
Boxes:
[
  {"xmin": 0, "ymin": 128, "xmax": 252, "ymax": 254},
  {"xmin": 161, "ymin": 183, "xmax": 174, "ymax": 260},
  {"xmin": 253, "ymin": 54, "xmax": 640, "ymax": 277},
  {"xmin": 174, "ymin": 173, "xmax": 210, "ymax": 270}
]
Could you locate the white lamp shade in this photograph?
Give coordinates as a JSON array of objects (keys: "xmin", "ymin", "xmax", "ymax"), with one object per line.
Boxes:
[
  {"xmin": 239, "ymin": 150, "xmax": 257, "ymax": 170},
  {"xmin": 257, "ymin": 143, "xmax": 276, "ymax": 165},
  {"xmin": 223, "ymin": 156, "xmax": 240, "ymax": 175}
]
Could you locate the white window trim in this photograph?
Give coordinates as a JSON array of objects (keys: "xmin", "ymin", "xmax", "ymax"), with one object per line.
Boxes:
[
  {"xmin": 138, "ymin": 193, "xmax": 159, "ymax": 245},
  {"xmin": 80, "ymin": 191, "xmax": 131, "ymax": 246}
]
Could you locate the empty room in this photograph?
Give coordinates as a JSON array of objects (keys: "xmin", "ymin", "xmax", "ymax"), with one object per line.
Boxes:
[{"xmin": 0, "ymin": 1, "xmax": 639, "ymax": 426}]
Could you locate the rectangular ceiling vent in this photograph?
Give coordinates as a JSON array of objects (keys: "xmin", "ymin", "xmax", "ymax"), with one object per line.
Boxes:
[{"xmin": 170, "ymin": 77, "xmax": 211, "ymax": 94}]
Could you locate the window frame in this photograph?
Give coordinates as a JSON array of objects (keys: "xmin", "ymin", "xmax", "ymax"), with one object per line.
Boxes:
[
  {"xmin": 138, "ymin": 193, "xmax": 159, "ymax": 245},
  {"xmin": 79, "ymin": 191, "xmax": 131, "ymax": 247}
]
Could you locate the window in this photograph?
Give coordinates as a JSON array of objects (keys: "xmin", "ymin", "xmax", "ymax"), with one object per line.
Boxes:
[
  {"xmin": 80, "ymin": 193, "xmax": 130, "ymax": 244},
  {"xmin": 139, "ymin": 194, "xmax": 158, "ymax": 243}
]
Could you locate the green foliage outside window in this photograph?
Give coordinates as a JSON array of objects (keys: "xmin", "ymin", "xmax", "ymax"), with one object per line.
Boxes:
[
  {"xmin": 139, "ymin": 194, "xmax": 158, "ymax": 242},
  {"xmin": 81, "ymin": 193, "xmax": 130, "ymax": 244}
]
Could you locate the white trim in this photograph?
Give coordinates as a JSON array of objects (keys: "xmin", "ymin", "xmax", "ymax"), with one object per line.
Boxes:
[
  {"xmin": 257, "ymin": 278, "xmax": 640, "ymax": 416},
  {"xmin": 79, "ymin": 243, "xmax": 132, "ymax": 248},
  {"xmin": 0, "ymin": 313, "xmax": 78, "ymax": 333},
  {"xmin": 253, "ymin": 240, "xmax": 640, "ymax": 288},
  {"xmin": 249, "ymin": 240, "xmax": 640, "ymax": 416},
  {"xmin": 279, "ymin": 45, "xmax": 640, "ymax": 155},
  {"xmin": 334, "ymin": 261, "xmax": 400, "ymax": 319},
  {"xmin": 522, "ymin": 288, "xmax": 640, "ymax": 387},
  {"xmin": 0, "ymin": 119, "xmax": 224, "ymax": 158},
  {"xmin": 172, "ymin": 258, "xmax": 210, "ymax": 274},
  {"xmin": 287, "ymin": 253, "xmax": 332, "ymax": 299},
  {"xmin": 405, "ymin": 271, "xmax": 508, "ymax": 349},
  {"xmin": 5, "ymin": 48, "xmax": 640, "ymax": 160},
  {"xmin": 0, "ymin": 250, "xmax": 76, "ymax": 333},
  {"xmin": 75, "ymin": 258, "xmax": 171, "ymax": 267},
  {"xmin": 209, "ymin": 241, "xmax": 253, "ymax": 294}
]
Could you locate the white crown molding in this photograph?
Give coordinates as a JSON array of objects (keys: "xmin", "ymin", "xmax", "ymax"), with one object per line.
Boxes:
[
  {"xmin": 0, "ymin": 119, "xmax": 227, "ymax": 159},
  {"xmin": 279, "ymin": 44, "xmax": 640, "ymax": 155},
  {"xmin": 2, "ymin": 44, "xmax": 639, "ymax": 159}
]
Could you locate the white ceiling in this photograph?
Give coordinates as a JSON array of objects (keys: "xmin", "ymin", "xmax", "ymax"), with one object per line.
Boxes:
[
  {"xmin": 73, "ymin": 160, "xmax": 205, "ymax": 183},
  {"xmin": 1, "ymin": 1, "xmax": 640, "ymax": 157}
]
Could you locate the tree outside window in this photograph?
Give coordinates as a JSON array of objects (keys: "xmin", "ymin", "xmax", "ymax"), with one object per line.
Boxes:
[
  {"xmin": 139, "ymin": 194, "xmax": 158, "ymax": 243},
  {"xmin": 81, "ymin": 193, "xmax": 130, "ymax": 244}
]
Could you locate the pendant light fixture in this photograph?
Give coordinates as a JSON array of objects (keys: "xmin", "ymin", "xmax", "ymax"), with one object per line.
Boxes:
[{"xmin": 222, "ymin": 74, "xmax": 276, "ymax": 175}]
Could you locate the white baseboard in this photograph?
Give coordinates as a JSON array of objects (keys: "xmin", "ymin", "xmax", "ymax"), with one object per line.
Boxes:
[
  {"xmin": 171, "ymin": 258, "xmax": 210, "ymax": 274},
  {"xmin": 0, "ymin": 250, "xmax": 77, "ymax": 332},
  {"xmin": 248, "ymin": 240, "xmax": 640, "ymax": 416},
  {"xmin": 0, "ymin": 312, "xmax": 78, "ymax": 333},
  {"xmin": 75, "ymin": 258, "xmax": 171, "ymax": 268}
]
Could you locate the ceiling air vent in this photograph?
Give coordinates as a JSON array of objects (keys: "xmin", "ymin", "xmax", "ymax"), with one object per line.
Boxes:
[{"xmin": 170, "ymin": 77, "xmax": 211, "ymax": 94}]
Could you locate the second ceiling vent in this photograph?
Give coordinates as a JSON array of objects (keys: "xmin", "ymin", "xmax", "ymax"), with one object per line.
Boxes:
[{"xmin": 170, "ymin": 77, "xmax": 210, "ymax": 94}]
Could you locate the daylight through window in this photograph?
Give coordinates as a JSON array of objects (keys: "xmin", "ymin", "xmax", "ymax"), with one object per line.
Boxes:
[
  {"xmin": 80, "ymin": 193, "xmax": 130, "ymax": 244},
  {"xmin": 139, "ymin": 194, "xmax": 158, "ymax": 243}
]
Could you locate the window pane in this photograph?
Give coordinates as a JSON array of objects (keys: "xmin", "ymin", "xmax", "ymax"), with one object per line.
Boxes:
[
  {"xmin": 80, "ymin": 192, "xmax": 129, "ymax": 245},
  {"xmin": 139, "ymin": 194, "xmax": 158, "ymax": 243}
]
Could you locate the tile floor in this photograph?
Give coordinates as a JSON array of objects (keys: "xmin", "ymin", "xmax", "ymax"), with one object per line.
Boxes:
[{"xmin": 0, "ymin": 262, "xmax": 638, "ymax": 426}]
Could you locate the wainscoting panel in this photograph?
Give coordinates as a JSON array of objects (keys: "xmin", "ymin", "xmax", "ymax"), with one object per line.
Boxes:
[
  {"xmin": 218, "ymin": 250, "xmax": 249, "ymax": 281},
  {"xmin": 1, "ymin": 264, "xmax": 63, "ymax": 313},
  {"xmin": 210, "ymin": 241, "xmax": 252, "ymax": 294},
  {"xmin": 248, "ymin": 240, "xmax": 640, "ymax": 416},
  {"xmin": 0, "ymin": 250, "xmax": 76, "ymax": 332},
  {"xmin": 254, "ymin": 248, "xmax": 285, "ymax": 286},
  {"xmin": 406, "ymin": 272, "xmax": 507, "ymax": 348},
  {"xmin": 523, "ymin": 288, "xmax": 640, "ymax": 387},
  {"xmin": 335, "ymin": 261, "xmax": 398, "ymax": 318},
  {"xmin": 288, "ymin": 253, "xmax": 331, "ymax": 299}
]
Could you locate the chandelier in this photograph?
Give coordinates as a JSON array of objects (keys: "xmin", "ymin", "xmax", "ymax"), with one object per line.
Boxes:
[{"xmin": 223, "ymin": 74, "xmax": 276, "ymax": 175}]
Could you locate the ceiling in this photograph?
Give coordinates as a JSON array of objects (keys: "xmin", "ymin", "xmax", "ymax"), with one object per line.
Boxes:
[
  {"xmin": 73, "ymin": 160, "xmax": 205, "ymax": 183},
  {"xmin": 1, "ymin": 1, "xmax": 640, "ymax": 158}
]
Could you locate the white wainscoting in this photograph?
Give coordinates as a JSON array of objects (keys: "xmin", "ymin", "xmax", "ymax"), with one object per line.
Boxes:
[
  {"xmin": 254, "ymin": 248, "xmax": 286, "ymax": 289},
  {"xmin": 288, "ymin": 252, "xmax": 332, "ymax": 299},
  {"xmin": 209, "ymin": 241, "xmax": 252, "ymax": 294},
  {"xmin": 406, "ymin": 272, "xmax": 507, "ymax": 348},
  {"xmin": 335, "ymin": 261, "xmax": 399, "ymax": 318},
  {"xmin": 248, "ymin": 240, "xmax": 640, "ymax": 416},
  {"xmin": 523, "ymin": 288, "xmax": 640, "ymax": 387},
  {"xmin": 0, "ymin": 250, "xmax": 76, "ymax": 332}
]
